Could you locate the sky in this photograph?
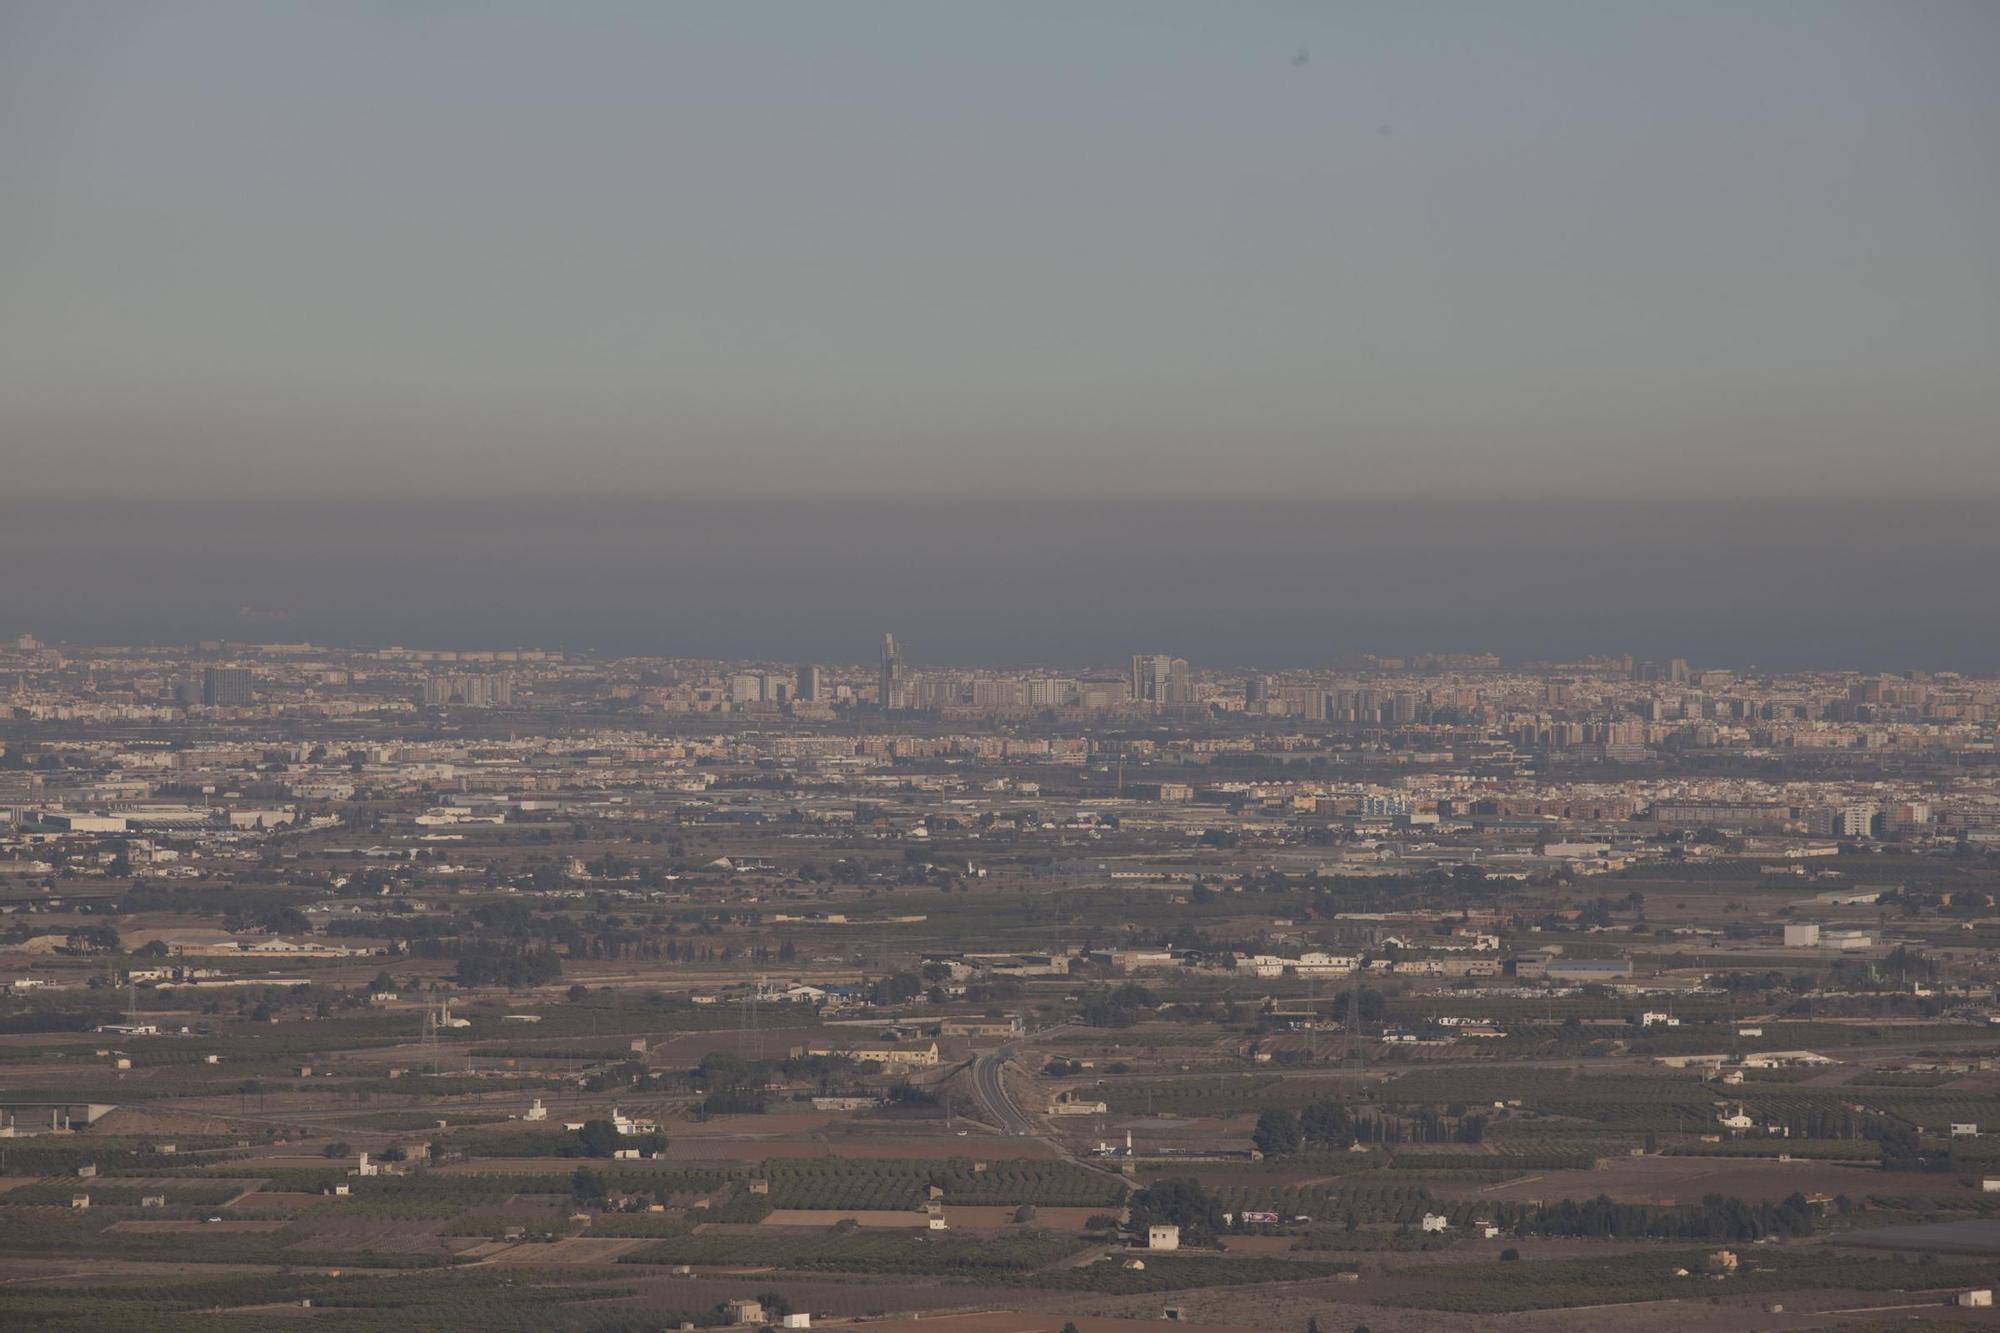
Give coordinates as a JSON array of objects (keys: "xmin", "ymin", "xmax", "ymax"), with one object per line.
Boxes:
[
  {"xmin": 2, "ymin": 4, "xmax": 1997, "ymax": 668},
  {"xmin": 2, "ymin": 1, "xmax": 1996, "ymax": 501},
  {"xmin": 3, "ymin": 497, "xmax": 1999, "ymax": 671}
]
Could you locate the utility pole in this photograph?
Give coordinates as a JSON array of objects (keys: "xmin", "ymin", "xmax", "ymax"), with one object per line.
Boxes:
[{"xmin": 741, "ymin": 968, "xmax": 763, "ymax": 1063}]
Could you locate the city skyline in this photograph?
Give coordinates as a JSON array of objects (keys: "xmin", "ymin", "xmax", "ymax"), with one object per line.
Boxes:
[
  {"xmin": 5, "ymin": 629, "xmax": 1994, "ymax": 718},
  {"xmin": 4, "ymin": 629, "xmax": 1997, "ymax": 683}
]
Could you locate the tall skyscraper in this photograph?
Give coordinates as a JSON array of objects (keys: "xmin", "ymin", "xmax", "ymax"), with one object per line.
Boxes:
[
  {"xmin": 796, "ymin": 664, "xmax": 823, "ymax": 703},
  {"xmin": 1132, "ymin": 654, "xmax": 1167, "ymax": 703},
  {"xmin": 879, "ymin": 633, "xmax": 902, "ymax": 710},
  {"xmin": 1131, "ymin": 654, "xmax": 1190, "ymax": 705},
  {"xmin": 201, "ymin": 667, "xmax": 253, "ymax": 707}
]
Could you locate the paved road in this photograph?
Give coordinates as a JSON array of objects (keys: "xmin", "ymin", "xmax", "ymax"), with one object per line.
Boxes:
[
  {"xmin": 971, "ymin": 1046, "xmax": 1038, "ymax": 1136},
  {"xmin": 966, "ymin": 1023, "xmax": 1076, "ymax": 1136}
]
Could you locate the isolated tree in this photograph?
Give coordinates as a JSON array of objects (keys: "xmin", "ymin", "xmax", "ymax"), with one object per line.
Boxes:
[
  {"xmin": 1253, "ymin": 1107, "xmax": 1302, "ymax": 1157},
  {"xmin": 1300, "ymin": 1099, "xmax": 1352, "ymax": 1148},
  {"xmin": 575, "ymin": 1119, "xmax": 622, "ymax": 1158},
  {"xmin": 1128, "ymin": 1177, "xmax": 1224, "ymax": 1239}
]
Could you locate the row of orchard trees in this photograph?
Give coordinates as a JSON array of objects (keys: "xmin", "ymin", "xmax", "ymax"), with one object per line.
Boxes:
[
  {"xmin": 1253, "ymin": 1099, "xmax": 1487, "ymax": 1157},
  {"xmin": 1491, "ymin": 1191, "xmax": 1819, "ymax": 1241}
]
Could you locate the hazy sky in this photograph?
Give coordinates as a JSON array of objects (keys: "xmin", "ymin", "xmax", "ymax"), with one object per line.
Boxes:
[
  {"xmin": 3, "ymin": 1, "xmax": 1995, "ymax": 500},
  {"xmin": 5, "ymin": 497, "xmax": 2000, "ymax": 670}
]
